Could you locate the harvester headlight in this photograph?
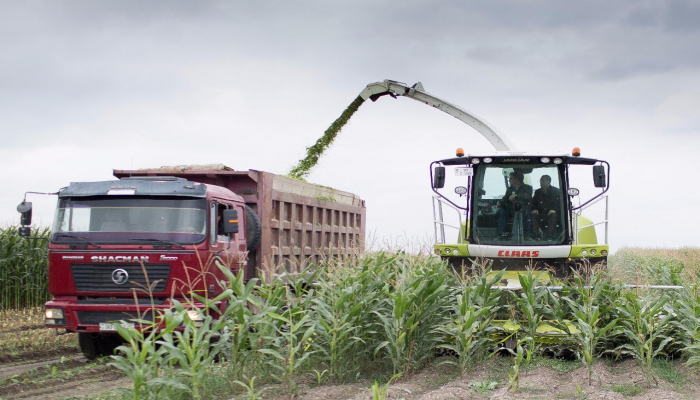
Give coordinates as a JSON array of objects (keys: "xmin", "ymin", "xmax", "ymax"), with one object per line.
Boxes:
[
  {"xmin": 581, "ymin": 250, "xmax": 588, "ymax": 256},
  {"xmin": 434, "ymin": 248, "xmax": 441, "ymax": 255},
  {"xmin": 590, "ymin": 249, "xmax": 597, "ymax": 255},
  {"xmin": 452, "ymin": 249, "xmax": 459, "ymax": 255},
  {"xmin": 455, "ymin": 186, "xmax": 467, "ymax": 195},
  {"xmin": 567, "ymin": 188, "xmax": 580, "ymax": 196},
  {"xmin": 540, "ymin": 157, "xmax": 551, "ymax": 163},
  {"xmin": 471, "ymin": 158, "xmax": 480, "ymax": 164},
  {"xmin": 601, "ymin": 250, "xmax": 608, "ymax": 256},
  {"xmin": 483, "ymin": 157, "xmax": 493, "ymax": 163},
  {"xmin": 553, "ymin": 158, "xmax": 563, "ymax": 164},
  {"xmin": 444, "ymin": 248, "xmax": 452, "ymax": 255}
]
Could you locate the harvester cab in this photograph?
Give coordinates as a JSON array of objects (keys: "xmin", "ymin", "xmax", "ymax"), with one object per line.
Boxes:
[{"xmin": 431, "ymin": 150, "xmax": 610, "ymax": 279}]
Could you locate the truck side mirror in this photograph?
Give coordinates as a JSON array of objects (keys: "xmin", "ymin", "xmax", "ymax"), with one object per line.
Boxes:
[
  {"xmin": 222, "ymin": 209, "xmax": 239, "ymax": 234},
  {"xmin": 593, "ymin": 165, "xmax": 606, "ymax": 188},
  {"xmin": 433, "ymin": 166, "xmax": 445, "ymax": 189},
  {"xmin": 17, "ymin": 201, "xmax": 32, "ymax": 237}
]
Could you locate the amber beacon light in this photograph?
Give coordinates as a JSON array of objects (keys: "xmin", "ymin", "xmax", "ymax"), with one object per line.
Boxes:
[
  {"xmin": 572, "ymin": 147, "xmax": 581, "ymax": 157},
  {"xmin": 456, "ymin": 148, "xmax": 464, "ymax": 157}
]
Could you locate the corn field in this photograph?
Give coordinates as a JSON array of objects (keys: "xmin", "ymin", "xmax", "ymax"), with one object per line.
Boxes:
[
  {"xmin": 0, "ymin": 226, "xmax": 51, "ymax": 310},
  {"xmin": 105, "ymin": 250, "xmax": 700, "ymax": 399}
]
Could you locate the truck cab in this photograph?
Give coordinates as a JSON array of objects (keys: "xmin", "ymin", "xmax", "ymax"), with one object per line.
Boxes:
[{"xmin": 31, "ymin": 177, "xmax": 248, "ymax": 358}]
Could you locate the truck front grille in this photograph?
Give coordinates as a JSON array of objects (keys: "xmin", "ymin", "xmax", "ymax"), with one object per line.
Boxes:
[
  {"xmin": 77, "ymin": 310, "xmax": 155, "ymax": 324},
  {"xmin": 71, "ymin": 264, "xmax": 170, "ymax": 293}
]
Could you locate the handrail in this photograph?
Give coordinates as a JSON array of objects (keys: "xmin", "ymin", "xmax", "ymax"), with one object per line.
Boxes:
[{"xmin": 432, "ymin": 195, "xmax": 464, "ymax": 244}]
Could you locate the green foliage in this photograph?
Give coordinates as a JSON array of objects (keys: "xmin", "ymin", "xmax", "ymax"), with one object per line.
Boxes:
[
  {"xmin": 104, "ymin": 249, "xmax": 700, "ymax": 397},
  {"xmin": 561, "ymin": 263, "xmax": 620, "ymax": 385},
  {"xmin": 372, "ymin": 254, "xmax": 452, "ymax": 375},
  {"xmin": 610, "ymin": 290, "xmax": 676, "ymax": 386},
  {"xmin": 0, "ymin": 226, "xmax": 51, "ymax": 310},
  {"xmin": 511, "ymin": 269, "xmax": 558, "ymax": 368},
  {"xmin": 288, "ymin": 95, "xmax": 365, "ymax": 179},
  {"xmin": 468, "ymin": 380, "xmax": 498, "ymax": 393},
  {"xmin": 672, "ymin": 285, "xmax": 700, "ymax": 367},
  {"xmin": 436, "ymin": 267, "xmax": 504, "ymax": 374}
]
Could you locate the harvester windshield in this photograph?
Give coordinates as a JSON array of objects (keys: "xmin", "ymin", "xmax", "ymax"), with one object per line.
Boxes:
[
  {"xmin": 472, "ymin": 164, "xmax": 566, "ymax": 245},
  {"xmin": 51, "ymin": 197, "xmax": 207, "ymax": 244}
]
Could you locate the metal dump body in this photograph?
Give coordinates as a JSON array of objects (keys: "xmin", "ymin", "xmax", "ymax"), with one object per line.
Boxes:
[{"xmin": 113, "ymin": 165, "xmax": 366, "ymax": 280}]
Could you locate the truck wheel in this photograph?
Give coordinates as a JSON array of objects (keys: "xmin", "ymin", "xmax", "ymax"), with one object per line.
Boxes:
[
  {"xmin": 245, "ymin": 205, "xmax": 262, "ymax": 252},
  {"xmin": 96, "ymin": 334, "xmax": 123, "ymax": 357},
  {"xmin": 78, "ymin": 333, "xmax": 99, "ymax": 360}
]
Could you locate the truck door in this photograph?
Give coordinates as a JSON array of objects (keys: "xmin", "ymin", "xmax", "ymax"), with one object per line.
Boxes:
[{"xmin": 210, "ymin": 201, "xmax": 245, "ymax": 251}]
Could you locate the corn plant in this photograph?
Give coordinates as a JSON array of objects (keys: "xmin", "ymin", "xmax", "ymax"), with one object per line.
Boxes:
[
  {"xmin": 216, "ymin": 265, "xmax": 270, "ymax": 379},
  {"xmin": 157, "ymin": 301, "xmax": 228, "ymax": 399},
  {"xmin": 0, "ymin": 226, "xmax": 51, "ymax": 310},
  {"xmin": 373, "ymin": 254, "xmax": 450, "ymax": 375},
  {"xmin": 310, "ymin": 269, "xmax": 369, "ymax": 380},
  {"xmin": 672, "ymin": 284, "xmax": 700, "ymax": 367},
  {"xmin": 610, "ymin": 290, "xmax": 675, "ymax": 386},
  {"xmin": 507, "ymin": 339, "xmax": 527, "ymax": 393},
  {"xmin": 562, "ymin": 265, "xmax": 619, "ymax": 385},
  {"xmin": 370, "ymin": 372, "xmax": 402, "ymax": 400},
  {"xmin": 233, "ymin": 375, "xmax": 268, "ymax": 400},
  {"xmin": 436, "ymin": 268, "xmax": 504, "ymax": 374},
  {"xmin": 255, "ymin": 270, "xmax": 317, "ymax": 391},
  {"xmin": 110, "ymin": 309, "xmax": 188, "ymax": 400},
  {"xmin": 511, "ymin": 270, "xmax": 556, "ymax": 368}
]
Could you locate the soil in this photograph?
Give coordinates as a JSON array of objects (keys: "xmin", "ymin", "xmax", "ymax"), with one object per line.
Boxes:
[
  {"xmin": 292, "ymin": 358, "xmax": 700, "ymax": 400},
  {"xmin": 0, "ymin": 353, "xmax": 130, "ymax": 399},
  {"xmin": 1, "ymin": 354, "xmax": 699, "ymax": 399}
]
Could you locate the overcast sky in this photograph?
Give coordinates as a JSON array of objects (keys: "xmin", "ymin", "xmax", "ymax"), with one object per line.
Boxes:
[{"xmin": 2, "ymin": 1, "xmax": 699, "ymax": 252}]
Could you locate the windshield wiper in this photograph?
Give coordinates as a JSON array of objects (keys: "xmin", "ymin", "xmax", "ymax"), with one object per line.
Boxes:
[
  {"xmin": 128, "ymin": 238, "xmax": 185, "ymax": 249},
  {"xmin": 54, "ymin": 233, "xmax": 102, "ymax": 248}
]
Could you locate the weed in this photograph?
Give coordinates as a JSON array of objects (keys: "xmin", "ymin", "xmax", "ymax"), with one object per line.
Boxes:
[
  {"xmin": 468, "ymin": 380, "xmax": 498, "ymax": 393},
  {"xmin": 610, "ymin": 383, "xmax": 643, "ymax": 396}
]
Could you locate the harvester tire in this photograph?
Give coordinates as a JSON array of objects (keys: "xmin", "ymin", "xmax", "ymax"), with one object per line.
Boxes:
[{"xmin": 245, "ymin": 205, "xmax": 262, "ymax": 252}]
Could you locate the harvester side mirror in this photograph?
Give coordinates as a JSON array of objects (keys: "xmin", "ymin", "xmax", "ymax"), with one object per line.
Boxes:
[
  {"xmin": 433, "ymin": 167, "xmax": 445, "ymax": 189},
  {"xmin": 593, "ymin": 165, "xmax": 606, "ymax": 188},
  {"xmin": 17, "ymin": 201, "xmax": 32, "ymax": 237},
  {"xmin": 222, "ymin": 209, "xmax": 239, "ymax": 234}
]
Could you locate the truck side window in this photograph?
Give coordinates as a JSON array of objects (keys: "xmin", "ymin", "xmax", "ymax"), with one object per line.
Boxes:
[{"xmin": 216, "ymin": 204, "xmax": 230, "ymax": 242}]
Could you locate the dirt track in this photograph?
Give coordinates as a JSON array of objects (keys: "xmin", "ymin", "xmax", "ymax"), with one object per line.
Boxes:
[
  {"xmin": 0, "ymin": 353, "xmax": 130, "ymax": 399},
  {"xmin": 2, "ymin": 353, "xmax": 699, "ymax": 399}
]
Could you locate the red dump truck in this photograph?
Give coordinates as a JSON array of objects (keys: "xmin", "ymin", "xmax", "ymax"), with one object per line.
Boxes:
[{"xmin": 16, "ymin": 165, "xmax": 365, "ymax": 359}]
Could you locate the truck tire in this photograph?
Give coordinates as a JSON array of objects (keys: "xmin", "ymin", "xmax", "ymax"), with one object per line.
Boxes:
[
  {"xmin": 96, "ymin": 334, "xmax": 123, "ymax": 356},
  {"xmin": 79, "ymin": 333, "xmax": 122, "ymax": 360},
  {"xmin": 78, "ymin": 333, "xmax": 99, "ymax": 360},
  {"xmin": 245, "ymin": 205, "xmax": 262, "ymax": 252}
]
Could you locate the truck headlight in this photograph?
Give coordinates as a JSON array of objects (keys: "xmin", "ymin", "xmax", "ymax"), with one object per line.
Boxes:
[
  {"xmin": 186, "ymin": 310, "xmax": 204, "ymax": 327},
  {"xmin": 46, "ymin": 308, "xmax": 64, "ymax": 319},
  {"xmin": 45, "ymin": 308, "xmax": 65, "ymax": 325}
]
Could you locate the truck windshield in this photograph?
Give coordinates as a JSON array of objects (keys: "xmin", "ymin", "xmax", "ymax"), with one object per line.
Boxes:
[
  {"xmin": 472, "ymin": 164, "xmax": 565, "ymax": 245},
  {"xmin": 51, "ymin": 197, "xmax": 207, "ymax": 244}
]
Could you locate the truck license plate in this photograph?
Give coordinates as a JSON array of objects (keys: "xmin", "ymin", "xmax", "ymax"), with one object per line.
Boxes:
[{"xmin": 99, "ymin": 322, "xmax": 134, "ymax": 331}]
